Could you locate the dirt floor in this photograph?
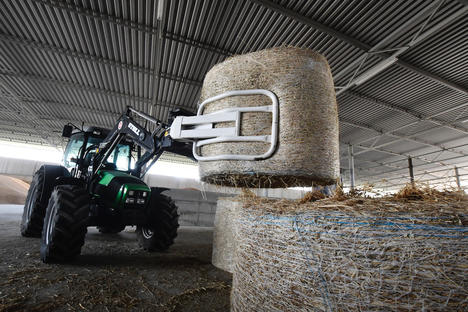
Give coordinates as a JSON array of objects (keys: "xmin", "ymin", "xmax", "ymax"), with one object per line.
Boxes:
[
  {"xmin": 0, "ymin": 175, "xmax": 29, "ymax": 204},
  {"xmin": 0, "ymin": 206, "xmax": 232, "ymax": 312}
]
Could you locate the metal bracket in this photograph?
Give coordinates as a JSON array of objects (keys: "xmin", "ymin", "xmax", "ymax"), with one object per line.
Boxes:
[{"xmin": 169, "ymin": 89, "xmax": 279, "ymax": 161}]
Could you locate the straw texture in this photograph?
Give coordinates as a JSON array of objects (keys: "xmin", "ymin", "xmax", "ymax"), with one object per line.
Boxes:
[
  {"xmin": 231, "ymin": 195, "xmax": 468, "ymax": 311},
  {"xmin": 199, "ymin": 46, "xmax": 339, "ymax": 188},
  {"xmin": 212, "ymin": 197, "xmax": 240, "ymax": 273}
]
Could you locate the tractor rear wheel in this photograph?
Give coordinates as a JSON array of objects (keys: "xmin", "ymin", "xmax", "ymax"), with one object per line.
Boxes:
[
  {"xmin": 21, "ymin": 168, "xmax": 47, "ymax": 237},
  {"xmin": 21, "ymin": 165, "xmax": 70, "ymax": 237},
  {"xmin": 137, "ymin": 193, "xmax": 179, "ymax": 252},
  {"xmin": 40, "ymin": 185, "xmax": 90, "ymax": 263}
]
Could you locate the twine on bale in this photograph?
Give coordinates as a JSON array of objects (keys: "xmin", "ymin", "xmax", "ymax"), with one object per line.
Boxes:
[
  {"xmin": 198, "ymin": 46, "xmax": 340, "ymax": 188},
  {"xmin": 292, "ymin": 215, "xmax": 333, "ymax": 312},
  {"xmin": 230, "ymin": 195, "xmax": 468, "ymax": 311}
]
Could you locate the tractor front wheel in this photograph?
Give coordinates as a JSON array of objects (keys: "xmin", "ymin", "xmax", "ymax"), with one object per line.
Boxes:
[
  {"xmin": 40, "ymin": 185, "xmax": 90, "ymax": 263},
  {"xmin": 137, "ymin": 193, "xmax": 179, "ymax": 252},
  {"xmin": 21, "ymin": 169, "xmax": 47, "ymax": 237}
]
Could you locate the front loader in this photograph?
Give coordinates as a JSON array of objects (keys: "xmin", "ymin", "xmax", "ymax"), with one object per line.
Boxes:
[{"xmin": 21, "ymin": 89, "xmax": 279, "ymax": 263}]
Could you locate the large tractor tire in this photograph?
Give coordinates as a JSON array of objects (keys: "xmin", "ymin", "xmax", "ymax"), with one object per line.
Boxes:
[
  {"xmin": 137, "ymin": 192, "xmax": 179, "ymax": 252},
  {"xmin": 40, "ymin": 185, "xmax": 89, "ymax": 263},
  {"xmin": 97, "ymin": 224, "xmax": 126, "ymax": 234},
  {"xmin": 21, "ymin": 165, "xmax": 69, "ymax": 237}
]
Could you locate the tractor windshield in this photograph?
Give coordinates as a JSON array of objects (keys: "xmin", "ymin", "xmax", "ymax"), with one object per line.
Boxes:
[
  {"xmin": 107, "ymin": 144, "xmax": 132, "ymax": 171},
  {"xmin": 64, "ymin": 133, "xmax": 134, "ymax": 172},
  {"xmin": 87, "ymin": 136, "xmax": 134, "ymax": 172}
]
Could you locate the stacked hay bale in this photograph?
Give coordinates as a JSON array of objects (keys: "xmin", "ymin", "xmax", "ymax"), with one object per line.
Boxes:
[
  {"xmin": 230, "ymin": 194, "xmax": 468, "ymax": 311},
  {"xmin": 199, "ymin": 46, "xmax": 339, "ymax": 188},
  {"xmin": 212, "ymin": 197, "xmax": 240, "ymax": 273}
]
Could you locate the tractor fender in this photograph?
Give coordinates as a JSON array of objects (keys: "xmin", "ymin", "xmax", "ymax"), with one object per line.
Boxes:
[
  {"xmin": 39, "ymin": 165, "xmax": 71, "ymax": 204},
  {"xmin": 150, "ymin": 187, "xmax": 169, "ymax": 196},
  {"xmin": 54, "ymin": 176, "xmax": 86, "ymax": 187}
]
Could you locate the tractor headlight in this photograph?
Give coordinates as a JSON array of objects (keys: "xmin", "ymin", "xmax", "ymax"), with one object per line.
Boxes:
[{"xmin": 125, "ymin": 190, "xmax": 147, "ymax": 205}]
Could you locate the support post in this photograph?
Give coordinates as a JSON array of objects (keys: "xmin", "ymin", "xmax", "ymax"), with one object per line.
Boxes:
[
  {"xmin": 454, "ymin": 166, "xmax": 461, "ymax": 190},
  {"xmin": 348, "ymin": 145, "xmax": 355, "ymax": 190},
  {"xmin": 408, "ymin": 157, "xmax": 414, "ymax": 186}
]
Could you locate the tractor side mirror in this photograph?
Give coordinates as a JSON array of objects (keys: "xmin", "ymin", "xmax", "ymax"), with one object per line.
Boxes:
[{"xmin": 62, "ymin": 125, "xmax": 73, "ymax": 138}]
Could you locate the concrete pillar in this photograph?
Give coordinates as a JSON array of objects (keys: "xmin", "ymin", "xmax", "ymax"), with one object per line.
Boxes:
[
  {"xmin": 454, "ymin": 166, "xmax": 461, "ymax": 190},
  {"xmin": 348, "ymin": 145, "xmax": 355, "ymax": 190},
  {"xmin": 408, "ymin": 157, "xmax": 414, "ymax": 186}
]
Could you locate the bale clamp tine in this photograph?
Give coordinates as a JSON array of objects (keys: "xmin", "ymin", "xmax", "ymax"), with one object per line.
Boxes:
[{"xmin": 169, "ymin": 89, "xmax": 279, "ymax": 161}]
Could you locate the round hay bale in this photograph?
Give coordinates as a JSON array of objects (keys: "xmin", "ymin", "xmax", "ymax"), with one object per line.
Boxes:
[
  {"xmin": 211, "ymin": 197, "xmax": 240, "ymax": 273},
  {"xmin": 199, "ymin": 46, "xmax": 339, "ymax": 188},
  {"xmin": 231, "ymin": 196, "xmax": 468, "ymax": 311}
]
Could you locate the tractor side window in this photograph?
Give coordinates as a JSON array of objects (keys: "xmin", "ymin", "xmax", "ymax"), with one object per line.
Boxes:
[{"xmin": 63, "ymin": 134, "xmax": 84, "ymax": 168}]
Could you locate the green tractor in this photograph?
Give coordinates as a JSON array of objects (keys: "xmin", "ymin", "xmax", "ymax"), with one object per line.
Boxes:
[{"xmin": 21, "ymin": 107, "xmax": 195, "ymax": 263}]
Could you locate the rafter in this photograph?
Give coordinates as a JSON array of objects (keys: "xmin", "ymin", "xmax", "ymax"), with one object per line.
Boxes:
[
  {"xmin": 0, "ymin": 69, "xmax": 184, "ymax": 112},
  {"xmin": 253, "ymin": 0, "xmax": 468, "ymax": 94},
  {"xmin": 0, "ymin": 77, "xmax": 61, "ymax": 146},
  {"xmin": 32, "ymin": 0, "xmax": 232, "ymax": 57},
  {"xmin": 346, "ymin": 91, "xmax": 468, "ymax": 135},
  {"xmin": 0, "ymin": 33, "xmax": 203, "ymax": 88},
  {"xmin": 0, "ymin": 93, "xmax": 119, "ymax": 118},
  {"xmin": 358, "ymin": 152, "xmax": 468, "ymax": 183},
  {"xmin": 341, "ymin": 118, "xmax": 468, "ymax": 160}
]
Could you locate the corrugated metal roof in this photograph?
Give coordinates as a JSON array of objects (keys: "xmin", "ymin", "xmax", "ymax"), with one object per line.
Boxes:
[{"xmin": 0, "ymin": 0, "xmax": 467, "ymax": 189}]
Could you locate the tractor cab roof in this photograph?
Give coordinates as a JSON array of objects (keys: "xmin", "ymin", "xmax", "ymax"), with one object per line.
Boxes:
[{"xmin": 70, "ymin": 126, "xmax": 110, "ymax": 139}]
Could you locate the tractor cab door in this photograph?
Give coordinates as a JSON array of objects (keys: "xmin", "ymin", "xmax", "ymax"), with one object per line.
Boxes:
[{"xmin": 63, "ymin": 133, "xmax": 85, "ymax": 170}]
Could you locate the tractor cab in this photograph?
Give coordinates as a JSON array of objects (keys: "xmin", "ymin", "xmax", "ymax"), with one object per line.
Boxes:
[{"xmin": 62, "ymin": 126, "xmax": 136, "ymax": 174}]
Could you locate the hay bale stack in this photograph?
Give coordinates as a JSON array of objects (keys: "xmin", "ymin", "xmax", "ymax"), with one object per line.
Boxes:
[
  {"xmin": 231, "ymin": 196, "xmax": 468, "ymax": 311},
  {"xmin": 212, "ymin": 197, "xmax": 240, "ymax": 273},
  {"xmin": 199, "ymin": 47, "xmax": 339, "ymax": 188}
]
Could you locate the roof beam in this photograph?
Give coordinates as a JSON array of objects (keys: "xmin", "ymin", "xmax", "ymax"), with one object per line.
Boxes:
[
  {"xmin": 0, "ymin": 109, "xmax": 114, "ymax": 129},
  {"xmin": 33, "ymin": 0, "xmax": 231, "ymax": 57},
  {"xmin": 254, "ymin": 0, "xmax": 468, "ymax": 95},
  {"xmin": 0, "ymin": 77, "xmax": 61, "ymax": 146},
  {"xmin": 0, "ymin": 123, "xmax": 59, "ymax": 144},
  {"xmin": 0, "ymin": 69, "xmax": 184, "ymax": 112},
  {"xmin": 251, "ymin": 0, "xmax": 370, "ymax": 51},
  {"xmin": 349, "ymin": 101, "xmax": 468, "ymax": 149},
  {"xmin": 355, "ymin": 122, "xmax": 468, "ymax": 157},
  {"xmin": 0, "ymin": 34, "xmax": 203, "ymax": 87},
  {"xmin": 33, "ymin": 0, "xmax": 468, "ymax": 96},
  {"xmin": 345, "ymin": 91, "xmax": 468, "ymax": 135},
  {"xmin": 357, "ymin": 147, "xmax": 468, "ymax": 180},
  {"xmin": 341, "ymin": 119, "xmax": 468, "ymax": 158},
  {"xmin": 0, "ymin": 128, "xmax": 49, "ymax": 146},
  {"xmin": 366, "ymin": 164, "xmax": 468, "ymax": 185},
  {"xmin": 0, "ymin": 93, "xmax": 119, "ymax": 119}
]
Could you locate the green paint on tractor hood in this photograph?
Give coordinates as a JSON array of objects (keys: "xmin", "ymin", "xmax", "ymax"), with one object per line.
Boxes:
[
  {"xmin": 98, "ymin": 170, "xmax": 138, "ymax": 186},
  {"xmin": 97, "ymin": 170, "xmax": 151, "ymax": 208}
]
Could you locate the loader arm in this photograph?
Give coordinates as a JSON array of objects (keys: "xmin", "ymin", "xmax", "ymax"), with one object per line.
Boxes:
[{"xmin": 92, "ymin": 107, "xmax": 169, "ymax": 179}]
